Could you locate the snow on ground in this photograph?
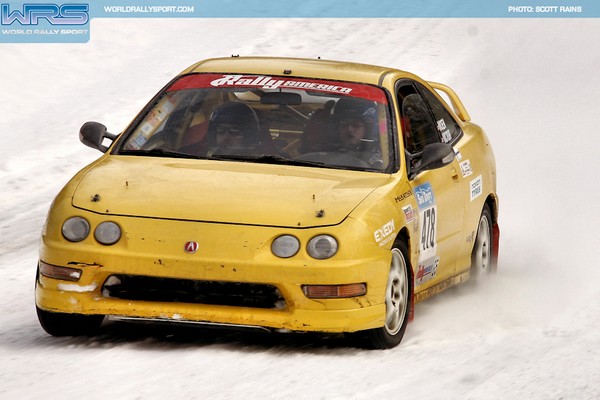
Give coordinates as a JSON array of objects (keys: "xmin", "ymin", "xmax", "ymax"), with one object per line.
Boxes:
[{"xmin": 1, "ymin": 17, "xmax": 599, "ymax": 399}]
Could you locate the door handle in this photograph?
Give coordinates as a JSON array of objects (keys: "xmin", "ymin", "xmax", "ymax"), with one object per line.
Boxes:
[{"xmin": 451, "ymin": 167, "xmax": 460, "ymax": 182}]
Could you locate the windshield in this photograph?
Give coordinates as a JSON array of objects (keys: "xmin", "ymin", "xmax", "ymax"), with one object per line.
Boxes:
[{"xmin": 118, "ymin": 73, "xmax": 394, "ymax": 172}]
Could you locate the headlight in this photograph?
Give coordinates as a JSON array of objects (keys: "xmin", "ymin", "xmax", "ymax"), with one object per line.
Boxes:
[
  {"xmin": 307, "ymin": 235, "xmax": 338, "ymax": 259},
  {"xmin": 62, "ymin": 217, "xmax": 90, "ymax": 242},
  {"xmin": 94, "ymin": 221, "xmax": 121, "ymax": 245},
  {"xmin": 272, "ymin": 235, "xmax": 300, "ymax": 258}
]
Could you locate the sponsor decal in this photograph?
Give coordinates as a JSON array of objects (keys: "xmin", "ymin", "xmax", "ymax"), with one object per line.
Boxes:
[
  {"xmin": 374, "ymin": 219, "xmax": 395, "ymax": 247},
  {"xmin": 402, "ymin": 204, "xmax": 415, "ymax": 223},
  {"xmin": 169, "ymin": 74, "xmax": 389, "ymax": 103},
  {"xmin": 210, "ymin": 74, "xmax": 353, "ymax": 94},
  {"xmin": 414, "ymin": 182, "xmax": 434, "ymax": 209},
  {"xmin": 454, "ymin": 149, "xmax": 463, "ymax": 161},
  {"xmin": 441, "ymin": 129, "xmax": 452, "ymax": 143},
  {"xmin": 436, "ymin": 119, "xmax": 451, "ymax": 143},
  {"xmin": 184, "ymin": 241, "xmax": 199, "ymax": 254},
  {"xmin": 415, "ymin": 257, "xmax": 439, "ymax": 286},
  {"xmin": 436, "ymin": 118, "xmax": 446, "ymax": 131},
  {"xmin": 470, "ymin": 175, "xmax": 483, "ymax": 201},
  {"xmin": 459, "ymin": 160, "xmax": 473, "ymax": 177},
  {"xmin": 414, "ymin": 182, "xmax": 437, "ymax": 271},
  {"xmin": 125, "ymin": 93, "xmax": 182, "ymax": 150},
  {"xmin": 394, "ymin": 189, "xmax": 412, "ymax": 203}
]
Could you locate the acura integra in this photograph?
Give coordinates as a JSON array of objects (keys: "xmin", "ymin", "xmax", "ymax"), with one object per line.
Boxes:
[{"xmin": 35, "ymin": 56, "xmax": 499, "ymax": 349}]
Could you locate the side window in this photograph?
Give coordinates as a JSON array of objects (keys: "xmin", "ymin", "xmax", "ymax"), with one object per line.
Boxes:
[
  {"xmin": 417, "ymin": 83, "xmax": 463, "ymax": 144},
  {"xmin": 397, "ymin": 83, "xmax": 440, "ymax": 154}
]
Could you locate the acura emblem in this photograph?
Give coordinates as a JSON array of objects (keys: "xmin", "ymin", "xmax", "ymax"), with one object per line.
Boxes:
[{"xmin": 184, "ymin": 241, "xmax": 199, "ymax": 254}]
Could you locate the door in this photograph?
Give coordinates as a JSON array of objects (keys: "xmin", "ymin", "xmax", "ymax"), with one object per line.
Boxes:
[{"xmin": 397, "ymin": 81, "xmax": 468, "ymax": 291}]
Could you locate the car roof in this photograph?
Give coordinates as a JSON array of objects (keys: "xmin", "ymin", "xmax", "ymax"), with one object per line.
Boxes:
[{"xmin": 181, "ymin": 56, "xmax": 418, "ymax": 86}]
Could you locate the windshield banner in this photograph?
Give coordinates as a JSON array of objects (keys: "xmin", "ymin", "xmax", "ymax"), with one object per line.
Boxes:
[{"xmin": 168, "ymin": 73, "xmax": 389, "ymax": 103}]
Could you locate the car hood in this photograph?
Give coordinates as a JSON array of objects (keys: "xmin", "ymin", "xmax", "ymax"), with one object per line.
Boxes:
[{"xmin": 72, "ymin": 156, "xmax": 392, "ymax": 228}]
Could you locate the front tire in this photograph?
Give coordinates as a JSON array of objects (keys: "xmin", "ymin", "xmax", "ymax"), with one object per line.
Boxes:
[
  {"xmin": 356, "ymin": 241, "xmax": 412, "ymax": 349},
  {"xmin": 36, "ymin": 306, "xmax": 104, "ymax": 336}
]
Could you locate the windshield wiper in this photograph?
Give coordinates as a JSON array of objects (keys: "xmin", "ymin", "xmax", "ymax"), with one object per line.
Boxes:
[
  {"xmin": 119, "ymin": 148, "xmax": 201, "ymax": 159},
  {"xmin": 208, "ymin": 153, "xmax": 328, "ymax": 168},
  {"xmin": 119, "ymin": 150, "xmax": 370, "ymax": 171}
]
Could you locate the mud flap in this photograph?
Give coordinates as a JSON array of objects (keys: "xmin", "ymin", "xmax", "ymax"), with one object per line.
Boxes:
[{"xmin": 492, "ymin": 222, "xmax": 500, "ymax": 272}]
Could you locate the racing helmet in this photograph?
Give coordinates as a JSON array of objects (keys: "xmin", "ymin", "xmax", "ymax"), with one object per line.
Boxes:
[
  {"xmin": 207, "ymin": 102, "xmax": 262, "ymax": 149},
  {"xmin": 332, "ymin": 97, "xmax": 378, "ymax": 148}
]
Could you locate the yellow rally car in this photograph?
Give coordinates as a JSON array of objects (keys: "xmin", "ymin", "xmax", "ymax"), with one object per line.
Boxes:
[{"xmin": 36, "ymin": 56, "xmax": 498, "ymax": 349}]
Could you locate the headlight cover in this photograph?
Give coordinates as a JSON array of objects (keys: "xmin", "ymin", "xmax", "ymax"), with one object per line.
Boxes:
[
  {"xmin": 272, "ymin": 235, "xmax": 300, "ymax": 258},
  {"xmin": 307, "ymin": 235, "xmax": 338, "ymax": 259},
  {"xmin": 94, "ymin": 221, "xmax": 121, "ymax": 245},
  {"xmin": 62, "ymin": 217, "xmax": 90, "ymax": 242}
]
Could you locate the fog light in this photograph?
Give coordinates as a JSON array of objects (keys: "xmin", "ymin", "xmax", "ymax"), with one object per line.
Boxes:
[
  {"xmin": 39, "ymin": 261, "xmax": 82, "ymax": 282},
  {"xmin": 302, "ymin": 283, "xmax": 366, "ymax": 298}
]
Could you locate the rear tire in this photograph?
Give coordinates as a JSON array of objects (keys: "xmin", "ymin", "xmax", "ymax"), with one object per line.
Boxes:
[
  {"xmin": 36, "ymin": 306, "xmax": 104, "ymax": 337},
  {"xmin": 470, "ymin": 204, "xmax": 494, "ymax": 281},
  {"xmin": 355, "ymin": 241, "xmax": 412, "ymax": 349}
]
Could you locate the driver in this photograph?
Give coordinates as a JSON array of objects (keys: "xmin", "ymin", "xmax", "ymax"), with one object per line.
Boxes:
[{"xmin": 207, "ymin": 102, "xmax": 262, "ymax": 155}]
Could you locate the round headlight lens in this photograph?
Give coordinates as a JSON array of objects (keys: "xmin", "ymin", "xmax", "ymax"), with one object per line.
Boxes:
[
  {"xmin": 272, "ymin": 235, "xmax": 300, "ymax": 258},
  {"xmin": 307, "ymin": 235, "xmax": 338, "ymax": 259},
  {"xmin": 62, "ymin": 217, "xmax": 90, "ymax": 242},
  {"xmin": 94, "ymin": 221, "xmax": 121, "ymax": 245}
]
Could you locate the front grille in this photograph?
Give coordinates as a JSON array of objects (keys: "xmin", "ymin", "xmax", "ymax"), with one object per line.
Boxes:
[{"xmin": 102, "ymin": 274, "xmax": 285, "ymax": 309}]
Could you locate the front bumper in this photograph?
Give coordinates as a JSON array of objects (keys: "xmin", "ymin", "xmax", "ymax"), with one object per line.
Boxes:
[
  {"xmin": 36, "ymin": 213, "xmax": 390, "ymax": 333},
  {"xmin": 36, "ymin": 275, "xmax": 385, "ymax": 332}
]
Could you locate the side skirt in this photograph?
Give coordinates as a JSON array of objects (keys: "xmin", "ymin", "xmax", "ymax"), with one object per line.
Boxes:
[{"xmin": 413, "ymin": 270, "xmax": 470, "ymax": 303}]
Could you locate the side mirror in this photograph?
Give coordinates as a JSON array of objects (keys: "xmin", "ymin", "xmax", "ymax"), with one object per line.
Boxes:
[
  {"xmin": 420, "ymin": 142, "xmax": 455, "ymax": 171},
  {"xmin": 409, "ymin": 142, "xmax": 455, "ymax": 179},
  {"xmin": 79, "ymin": 122, "xmax": 118, "ymax": 153}
]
